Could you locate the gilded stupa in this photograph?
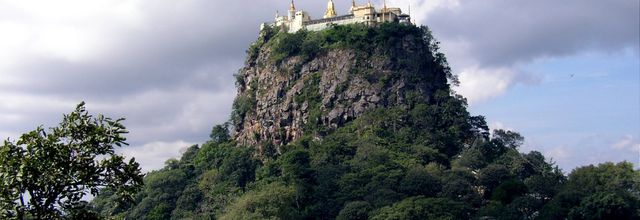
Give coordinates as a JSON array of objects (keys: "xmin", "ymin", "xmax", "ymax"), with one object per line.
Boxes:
[{"xmin": 324, "ymin": 0, "xmax": 337, "ymax": 18}]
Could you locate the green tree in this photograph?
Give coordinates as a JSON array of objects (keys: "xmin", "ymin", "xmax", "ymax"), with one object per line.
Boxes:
[
  {"xmin": 568, "ymin": 191, "xmax": 639, "ymax": 220},
  {"xmin": 565, "ymin": 162, "xmax": 639, "ymax": 195},
  {"xmin": 478, "ymin": 164, "xmax": 512, "ymax": 198},
  {"xmin": 218, "ymin": 147, "xmax": 258, "ymax": 189},
  {"xmin": 492, "ymin": 129, "xmax": 524, "ymax": 150},
  {"xmin": 371, "ymin": 197, "xmax": 471, "ymax": 220},
  {"xmin": 336, "ymin": 201, "xmax": 371, "ymax": 220},
  {"xmin": 219, "ymin": 182, "xmax": 301, "ymax": 220},
  {"xmin": 280, "ymin": 149, "xmax": 314, "ymax": 185},
  {"xmin": 524, "ymin": 167, "xmax": 565, "ymax": 202},
  {"xmin": 171, "ymin": 184, "xmax": 203, "ymax": 219},
  {"xmin": 538, "ymin": 162, "xmax": 640, "ymax": 219},
  {"xmin": 439, "ymin": 169, "xmax": 481, "ymax": 205},
  {"xmin": 210, "ymin": 123, "xmax": 231, "ymax": 144},
  {"xmin": 127, "ymin": 168, "xmax": 187, "ymax": 219},
  {"xmin": 491, "ymin": 180, "xmax": 528, "ymax": 204},
  {"xmin": 452, "ymin": 148, "xmax": 487, "ymax": 171},
  {"xmin": 399, "ymin": 167, "xmax": 441, "ymax": 197},
  {"xmin": 0, "ymin": 102, "xmax": 144, "ymax": 219}
]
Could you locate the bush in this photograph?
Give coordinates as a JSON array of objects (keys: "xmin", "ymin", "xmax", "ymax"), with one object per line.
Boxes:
[
  {"xmin": 371, "ymin": 197, "xmax": 471, "ymax": 220},
  {"xmin": 336, "ymin": 201, "xmax": 372, "ymax": 220},
  {"xmin": 231, "ymin": 93, "xmax": 256, "ymax": 125},
  {"xmin": 219, "ymin": 182, "xmax": 301, "ymax": 220}
]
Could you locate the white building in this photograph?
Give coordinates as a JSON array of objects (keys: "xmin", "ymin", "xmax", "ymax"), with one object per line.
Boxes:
[{"xmin": 266, "ymin": 0, "xmax": 412, "ymax": 33}]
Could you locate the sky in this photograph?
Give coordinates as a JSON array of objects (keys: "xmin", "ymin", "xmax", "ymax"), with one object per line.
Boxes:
[{"xmin": 0, "ymin": 0, "xmax": 638, "ymax": 172}]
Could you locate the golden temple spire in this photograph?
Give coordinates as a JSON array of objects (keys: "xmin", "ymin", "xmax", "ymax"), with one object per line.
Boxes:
[
  {"xmin": 289, "ymin": 0, "xmax": 296, "ymax": 11},
  {"xmin": 324, "ymin": 0, "xmax": 337, "ymax": 18}
]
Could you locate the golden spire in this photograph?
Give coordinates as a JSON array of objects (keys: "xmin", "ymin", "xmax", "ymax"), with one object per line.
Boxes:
[
  {"xmin": 384, "ymin": 0, "xmax": 387, "ymax": 9},
  {"xmin": 289, "ymin": 0, "xmax": 296, "ymax": 11},
  {"xmin": 324, "ymin": 0, "xmax": 337, "ymax": 18}
]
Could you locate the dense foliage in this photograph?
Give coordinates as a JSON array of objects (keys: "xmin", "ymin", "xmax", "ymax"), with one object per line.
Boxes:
[
  {"xmin": 0, "ymin": 102, "xmax": 144, "ymax": 219},
  {"xmin": 92, "ymin": 24, "xmax": 639, "ymax": 219},
  {"xmin": 93, "ymin": 122, "xmax": 639, "ymax": 219},
  {"xmin": 255, "ymin": 23, "xmax": 457, "ymax": 85}
]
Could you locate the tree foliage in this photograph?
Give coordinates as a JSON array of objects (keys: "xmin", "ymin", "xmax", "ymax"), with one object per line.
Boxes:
[
  {"xmin": 538, "ymin": 162, "xmax": 640, "ymax": 219},
  {"xmin": 0, "ymin": 102, "xmax": 144, "ymax": 219},
  {"xmin": 371, "ymin": 197, "xmax": 471, "ymax": 220}
]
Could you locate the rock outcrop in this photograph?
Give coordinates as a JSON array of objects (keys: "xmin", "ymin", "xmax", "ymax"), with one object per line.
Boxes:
[{"xmin": 231, "ymin": 24, "xmax": 451, "ymax": 153}]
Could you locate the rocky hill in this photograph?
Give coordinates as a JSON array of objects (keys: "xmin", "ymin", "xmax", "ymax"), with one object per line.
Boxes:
[{"xmin": 233, "ymin": 23, "xmax": 454, "ymax": 155}]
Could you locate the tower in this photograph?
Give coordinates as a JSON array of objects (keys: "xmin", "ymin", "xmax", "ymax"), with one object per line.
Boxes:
[
  {"xmin": 409, "ymin": 3, "xmax": 412, "ymax": 23},
  {"xmin": 350, "ymin": 0, "xmax": 357, "ymax": 14},
  {"xmin": 288, "ymin": 0, "xmax": 296, "ymax": 20},
  {"xmin": 324, "ymin": 0, "xmax": 337, "ymax": 18}
]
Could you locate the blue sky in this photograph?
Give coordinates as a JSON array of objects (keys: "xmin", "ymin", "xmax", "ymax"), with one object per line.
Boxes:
[
  {"xmin": 471, "ymin": 50, "xmax": 639, "ymax": 171},
  {"xmin": 0, "ymin": 0, "xmax": 638, "ymax": 171}
]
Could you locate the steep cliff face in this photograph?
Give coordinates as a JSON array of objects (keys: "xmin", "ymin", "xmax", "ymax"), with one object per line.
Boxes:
[{"xmin": 232, "ymin": 24, "xmax": 453, "ymax": 153}]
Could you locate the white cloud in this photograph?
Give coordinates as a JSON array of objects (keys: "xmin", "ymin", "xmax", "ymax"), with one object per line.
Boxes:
[
  {"xmin": 0, "ymin": 113, "xmax": 22, "ymax": 124},
  {"xmin": 611, "ymin": 135, "xmax": 640, "ymax": 153},
  {"xmin": 1, "ymin": 0, "xmax": 253, "ymax": 172},
  {"xmin": 488, "ymin": 121, "xmax": 515, "ymax": 132},
  {"xmin": 0, "ymin": 92, "xmax": 78, "ymax": 126},
  {"xmin": 0, "ymin": 131, "xmax": 19, "ymax": 141},
  {"xmin": 118, "ymin": 140, "xmax": 196, "ymax": 172},
  {"xmin": 536, "ymin": 135, "xmax": 640, "ymax": 171},
  {"xmin": 406, "ymin": 0, "xmax": 639, "ymax": 105},
  {"xmin": 0, "ymin": 88, "xmax": 233, "ymax": 171},
  {"xmin": 400, "ymin": 0, "xmax": 460, "ymax": 25},
  {"xmin": 0, "ymin": 0, "xmax": 637, "ymax": 172},
  {"xmin": 0, "ymin": 0, "xmax": 252, "ymax": 171},
  {"xmin": 455, "ymin": 67, "xmax": 516, "ymax": 104},
  {"xmin": 0, "ymin": 0, "xmax": 144, "ymax": 65},
  {"xmin": 32, "ymin": 25, "xmax": 106, "ymax": 62},
  {"xmin": 407, "ymin": 0, "xmax": 638, "ymax": 171},
  {"xmin": 88, "ymin": 87, "xmax": 235, "ymax": 144},
  {"xmin": 454, "ymin": 67, "xmax": 539, "ymax": 104},
  {"xmin": 612, "ymin": 135, "xmax": 634, "ymax": 149},
  {"xmin": 547, "ymin": 146, "xmax": 570, "ymax": 160}
]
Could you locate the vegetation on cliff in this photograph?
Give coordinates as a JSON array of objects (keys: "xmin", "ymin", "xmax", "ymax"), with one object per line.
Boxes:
[
  {"xmin": 233, "ymin": 23, "xmax": 462, "ymax": 150},
  {"xmin": 78, "ymin": 23, "xmax": 640, "ymax": 219}
]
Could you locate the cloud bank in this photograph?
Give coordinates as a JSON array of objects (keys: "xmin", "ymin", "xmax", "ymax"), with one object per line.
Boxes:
[
  {"xmin": 408, "ymin": 0, "xmax": 639, "ymax": 104},
  {"xmin": 0, "ymin": 0, "xmax": 637, "ymax": 171}
]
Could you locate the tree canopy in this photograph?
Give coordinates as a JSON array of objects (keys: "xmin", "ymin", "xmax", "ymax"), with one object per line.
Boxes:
[{"xmin": 0, "ymin": 102, "xmax": 144, "ymax": 219}]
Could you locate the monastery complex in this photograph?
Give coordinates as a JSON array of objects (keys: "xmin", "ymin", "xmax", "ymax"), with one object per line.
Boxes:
[{"xmin": 265, "ymin": 0, "xmax": 413, "ymax": 33}]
